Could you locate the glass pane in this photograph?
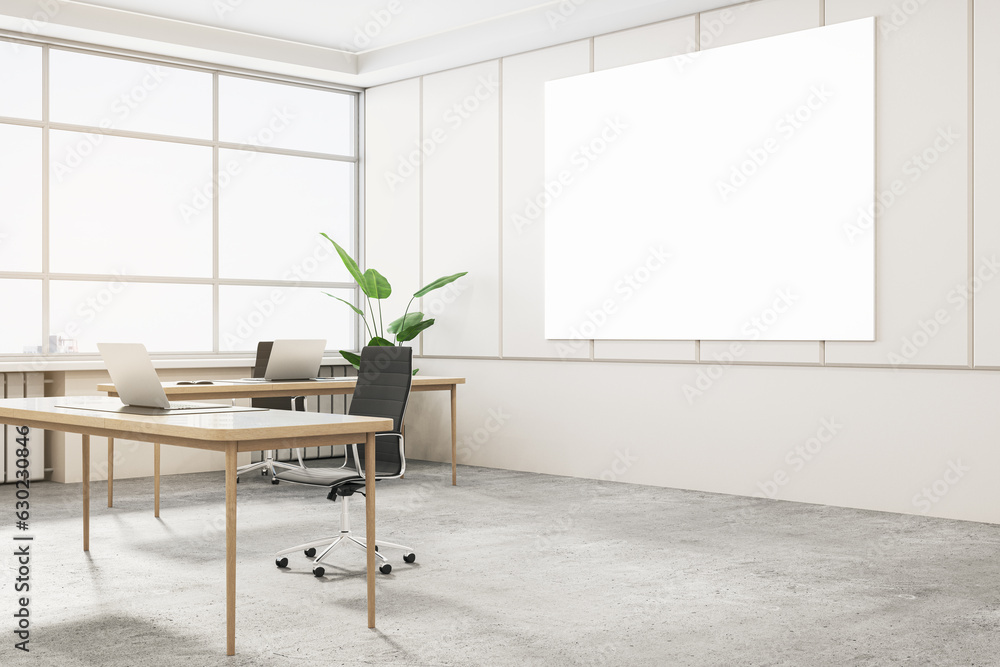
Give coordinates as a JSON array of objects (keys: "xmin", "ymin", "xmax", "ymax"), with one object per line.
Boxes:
[
  {"xmin": 219, "ymin": 76, "xmax": 354, "ymax": 155},
  {"xmin": 50, "ymin": 281, "xmax": 212, "ymax": 353},
  {"xmin": 0, "ymin": 124, "xmax": 41, "ymax": 272},
  {"xmin": 0, "ymin": 42, "xmax": 42, "ymax": 120},
  {"xmin": 50, "ymin": 49, "xmax": 212, "ymax": 139},
  {"xmin": 49, "ymin": 130, "xmax": 213, "ymax": 277},
  {"xmin": 0, "ymin": 279, "xmax": 42, "ymax": 353},
  {"xmin": 218, "ymin": 149, "xmax": 353, "ymax": 282},
  {"xmin": 219, "ymin": 285, "xmax": 354, "ymax": 352}
]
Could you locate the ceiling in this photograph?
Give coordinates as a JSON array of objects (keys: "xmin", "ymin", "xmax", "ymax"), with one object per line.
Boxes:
[{"xmin": 0, "ymin": 0, "xmax": 737, "ymax": 87}]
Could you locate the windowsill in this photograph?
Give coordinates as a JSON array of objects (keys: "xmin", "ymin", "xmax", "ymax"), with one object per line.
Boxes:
[{"xmin": 0, "ymin": 356, "xmax": 353, "ymax": 373}]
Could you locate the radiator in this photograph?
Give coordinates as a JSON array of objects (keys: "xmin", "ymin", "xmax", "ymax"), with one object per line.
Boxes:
[
  {"xmin": 3, "ymin": 372, "xmax": 45, "ymax": 483},
  {"xmin": 249, "ymin": 363, "xmax": 355, "ymax": 464}
]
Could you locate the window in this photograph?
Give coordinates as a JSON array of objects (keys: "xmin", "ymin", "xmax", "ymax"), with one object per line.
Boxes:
[{"xmin": 0, "ymin": 40, "xmax": 360, "ymax": 355}]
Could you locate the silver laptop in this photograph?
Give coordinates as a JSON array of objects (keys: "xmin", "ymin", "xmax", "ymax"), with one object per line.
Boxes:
[
  {"xmin": 98, "ymin": 342, "xmax": 218, "ymax": 411},
  {"xmin": 241, "ymin": 339, "xmax": 326, "ymax": 381}
]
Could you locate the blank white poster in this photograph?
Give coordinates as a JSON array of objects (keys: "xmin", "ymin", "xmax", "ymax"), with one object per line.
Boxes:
[{"xmin": 544, "ymin": 18, "xmax": 874, "ymax": 341}]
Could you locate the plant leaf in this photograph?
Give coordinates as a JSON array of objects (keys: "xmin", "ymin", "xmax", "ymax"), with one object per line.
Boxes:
[
  {"xmin": 396, "ymin": 318, "xmax": 435, "ymax": 342},
  {"xmin": 413, "ymin": 272, "xmax": 467, "ymax": 298},
  {"xmin": 339, "ymin": 350, "xmax": 360, "ymax": 368},
  {"xmin": 363, "ymin": 268, "xmax": 392, "ymax": 299},
  {"xmin": 387, "ymin": 312, "xmax": 424, "ymax": 334},
  {"xmin": 367, "ymin": 336, "xmax": 394, "ymax": 347},
  {"xmin": 412, "ymin": 368, "xmax": 419, "ymax": 376},
  {"xmin": 323, "ymin": 292, "xmax": 365, "ymax": 318},
  {"xmin": 321, "ymin": 233, "xmax": 372, "ymax": 295}
]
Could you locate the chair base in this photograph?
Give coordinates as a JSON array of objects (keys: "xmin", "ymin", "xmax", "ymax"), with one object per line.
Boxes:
[
  {"xmin": 237, "ymin": 450, "xmax": 303, "ymax": 482},
  {"xmin": 274, "ymin": 492, "xmax": 414, "ymax": 575},
  {"xmin": 275, "ymin": 532, "xmax": 414, "ymax": 575}
]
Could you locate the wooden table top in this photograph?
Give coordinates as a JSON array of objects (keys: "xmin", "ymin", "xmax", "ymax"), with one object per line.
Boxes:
[
  {"xmin": 0, "ymin": 396, "xmax": 392, "ymax": 442},
  {"xmin": 96, "ymin": 376, "xmax": 466, "ymax": 399}
]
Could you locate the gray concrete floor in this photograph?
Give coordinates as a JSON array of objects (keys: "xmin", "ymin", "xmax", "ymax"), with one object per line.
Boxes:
[{"xmin": 5, "ymin": 459, "xmax": 1000, "ymax": 666}]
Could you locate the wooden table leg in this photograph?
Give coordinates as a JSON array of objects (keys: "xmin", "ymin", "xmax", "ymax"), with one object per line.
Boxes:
[
  {"xmin": 365, "ymin": 431, "xmax": 376, "ymax": 629},
  {"xmin": 225, "ymin": 445, "xmax": 237, "ymax": 656},
  {"xmin": 451, "ymin": 385, "xmax": 457, "ymax": 486},
  {"xmin": 82, "ymin": 435, "xmax": 90, "ymax": 552},
  {"xmin": 107, "ymin": 438, "xmax": 114, "ymax": 508},
  {"xmin": 154, "ymin": 443, "xmax": 160, "ymax": 518}
]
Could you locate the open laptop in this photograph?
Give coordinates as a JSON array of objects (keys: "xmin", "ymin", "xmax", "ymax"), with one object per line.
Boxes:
[
  {"xmin": 97, "ymin": 342, "xmax": 224, "ymax": 411},
  {"xmin": 239, "ymin": 339, "xmax": 326, "ymax": 382}
]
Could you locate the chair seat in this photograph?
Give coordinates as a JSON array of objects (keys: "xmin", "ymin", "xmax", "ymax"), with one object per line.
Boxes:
[
  {"xmin": 273, "ymin": 466, "xmax": 360, "ymax": 486},
  {"xmin": 273, "ymin": 462, "xmax": 400, "ymax": 486}
]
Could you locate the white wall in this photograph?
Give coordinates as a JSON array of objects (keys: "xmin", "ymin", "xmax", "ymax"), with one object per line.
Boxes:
[{"xmin": 366, "ymin": 0, "xmax": 1000, "ymax": 523}]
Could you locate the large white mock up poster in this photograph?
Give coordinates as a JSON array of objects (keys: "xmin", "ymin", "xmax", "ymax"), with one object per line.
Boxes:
[{"xmin": 544, "ymin": 18, "xmax": 875, "ymax": 341}]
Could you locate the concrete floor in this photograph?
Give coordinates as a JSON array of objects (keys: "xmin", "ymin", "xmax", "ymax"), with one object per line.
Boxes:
[{"xmin": 6, "ymin": 459, "xmax": 1000, "ymax": 666}]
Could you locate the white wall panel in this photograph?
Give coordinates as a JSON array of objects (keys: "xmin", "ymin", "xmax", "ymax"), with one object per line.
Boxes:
[
  {"xmin": 700, "ymin": 340, "xmax": 822, "ymax": 365},
  {"xmin": 407, "ymin": 357, "xmax": 1000, "ymax": 524},
  {"xmin": 502, "ymin": 41, "xmax": 590, "ymax": 360},
  {"xmin": 973, "ymin": 0, "xmax": 1000, "ymax": 367},
  {"xmin": 364, "ymin": 79, "xmax": 422, "ymax": 346},
  {"xmin": 593, "ymin": 16, "xmax": 696, "ymax": 70},
  {"xmin": 701, "ymin": 0, "xmax": 821, "ymax": 50},
  {"xmin": 422, "ymin": 61, "xmax": 501, "ymax": 357},
  {"xmin": 694, "ymin": 0, "xmax": 825, "ymax": 364},
  {"xmin": 593, "ymin": 16, "xmax": 699, "ymax": 363},
  {"xmin": 825, "ymin": 0, "xmax": 969, "ymax": 367}
]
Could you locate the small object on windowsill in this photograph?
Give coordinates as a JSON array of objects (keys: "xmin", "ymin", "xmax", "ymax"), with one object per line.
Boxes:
[{"xmin": 177, "ymin": 380, "xmax": 214, "ymax": 385}]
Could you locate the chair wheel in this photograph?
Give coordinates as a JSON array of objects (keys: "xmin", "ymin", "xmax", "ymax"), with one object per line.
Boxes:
[
  {"xmin": 313, "ymin": 566, "xmax": 325, "ymax": 577},
  {"xmin": 379, "ymin": 563, "xmax": 392, "ymax": 574},
  {"xmin": 275, "ymin": 557, "xmax": 288, "ymax": 568},
  {"xmin": 271, "ymin": 478, "xmax": 279, "ymax": 485},
  {"xmin": 304, "ymin": 548, "xmax": 316, "ymax": 557},
  {"xmin": 261, "ymin": 469, "xmax": 268, "ymax": 476},
  {"xmin": 403, "ymin": 553, "xmax": 416, "ymax": 564},
  {"xmin": 374, "ymin": 545, "xmax": 378, "ymax": 552},
  {"xmin": 236, "ymin": 477, "xmax": 240, "ymax": 483}
]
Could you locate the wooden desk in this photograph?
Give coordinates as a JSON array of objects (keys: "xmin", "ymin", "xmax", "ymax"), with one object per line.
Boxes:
[
  {"xmin": 97, "ymin": 376, "xmax": 466, "ymax": 503},
  {"xmin": 0, "ymin": 397, "xmax": 391, "ymax": 656}
]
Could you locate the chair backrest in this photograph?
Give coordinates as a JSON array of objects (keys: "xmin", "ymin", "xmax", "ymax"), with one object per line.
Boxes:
[
  {"xmin": 346, "ymin": 345, "xmax": 412, "ymax": 475},
  {"xmin": 250, "ymin": 341, "xmax": 305, "ymax": 411}
]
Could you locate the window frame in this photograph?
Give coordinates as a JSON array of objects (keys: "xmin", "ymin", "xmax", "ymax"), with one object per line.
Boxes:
[{"xmin": 0, "ymin": 35, "xmax": 364, "ymax": 360}]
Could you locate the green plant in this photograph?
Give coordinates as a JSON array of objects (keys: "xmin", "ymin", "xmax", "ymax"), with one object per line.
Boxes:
[{"xmin": 321, "ymin": 232, "xmax": 467, "ymax": 373}]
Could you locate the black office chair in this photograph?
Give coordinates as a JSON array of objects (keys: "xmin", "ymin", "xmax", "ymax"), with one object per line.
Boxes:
[
  {"xmin": 273, "ymin": 345, "xmax": 415, "ymax": 576},
  {"xmin": 237, "ymin": 341, "xmax": 308, "ymax": 483}
]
